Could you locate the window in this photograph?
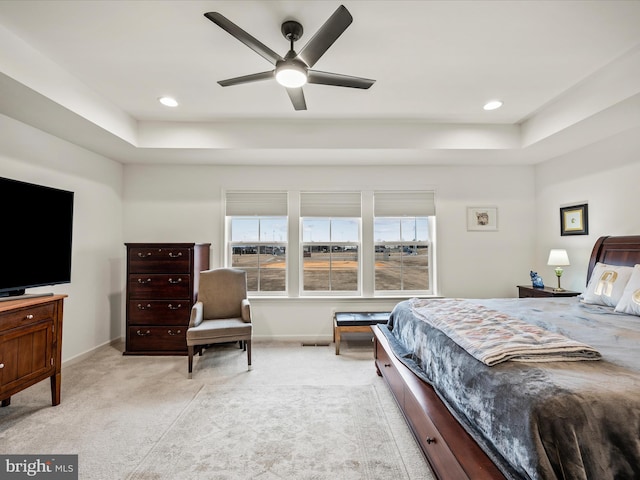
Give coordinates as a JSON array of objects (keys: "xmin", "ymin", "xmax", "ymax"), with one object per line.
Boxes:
[
  {"xmin": 300, "ymin": 192, "xmax": 361, "ymax": 294},
  {"xmin": 302, "ymin": 218, "xmax": 359, "ymax": 292},
  {"xmin": 374, "ymin": 217, "xmax": 431, "ymax": 291},
  {"xmin": 224, "ymin": 190, "xmax": 436, "ymax": 297},
  {"xmin": 374, "ymin": 192, "xmax": 435, "ymax": 294},
  {"xmin": 226, "ymin": 192, "xmax": 288, "ymax": 293}
]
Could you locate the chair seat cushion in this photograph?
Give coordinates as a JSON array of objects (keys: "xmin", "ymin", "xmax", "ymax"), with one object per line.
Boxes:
[{"xmin": 187, "ymin": 318, "xmax": 252, "ymax": 345}]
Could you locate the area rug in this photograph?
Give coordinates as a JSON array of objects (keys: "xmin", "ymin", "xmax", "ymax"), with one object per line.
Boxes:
[{"xmin": 127, "ymin": 384, "xmax": 413, "ymax": 480}]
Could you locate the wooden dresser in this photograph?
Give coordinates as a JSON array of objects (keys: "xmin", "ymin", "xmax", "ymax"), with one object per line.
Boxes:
[
  {"xmin": 0, "ymin": 294, "xmax": 66, "ymax": 407},
  {"xmin": 124, "ymin": 243, "xmax": 210, "ymax": 355}
]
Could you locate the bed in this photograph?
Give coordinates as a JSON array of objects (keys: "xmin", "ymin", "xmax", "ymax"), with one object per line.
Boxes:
[{"xmin": 373, "ymin": 235, "xmax": 640, "ymax": 480}]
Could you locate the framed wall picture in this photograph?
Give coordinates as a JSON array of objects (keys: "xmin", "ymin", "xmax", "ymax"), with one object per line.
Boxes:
[
  {"xmin": 467, "ymin": 206, "xmax": 498, "ymax": 231},
  {"xmin": 560, "ymin": 203, "xmax": 588, "ymax": 236}
]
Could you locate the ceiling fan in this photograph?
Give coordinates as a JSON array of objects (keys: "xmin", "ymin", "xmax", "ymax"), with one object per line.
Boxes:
[{"xmin": 204, "ymin": 5, "xmax": 375, "ymax": 111}]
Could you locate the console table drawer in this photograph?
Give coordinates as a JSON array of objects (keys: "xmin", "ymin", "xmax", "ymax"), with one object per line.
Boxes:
[{"xmin": 0, "ymin": 303, "xmax": 55, "ymax": 333}]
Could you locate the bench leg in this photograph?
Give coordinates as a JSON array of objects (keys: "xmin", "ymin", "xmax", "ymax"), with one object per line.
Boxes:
[{"xmin": 335, "ymin": 327, "xmax": 341, "ymax": 355}]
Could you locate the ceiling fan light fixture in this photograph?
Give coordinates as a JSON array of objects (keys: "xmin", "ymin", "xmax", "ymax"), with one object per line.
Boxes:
[{"xmin": 275, "ymin": 61, "xmax": 308, "ymax": 88}]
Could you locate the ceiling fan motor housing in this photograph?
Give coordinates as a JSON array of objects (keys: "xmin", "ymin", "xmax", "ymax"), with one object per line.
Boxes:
[{"xmin": 281, "ymin": 20, "xmax": 303, "ymax": 42}]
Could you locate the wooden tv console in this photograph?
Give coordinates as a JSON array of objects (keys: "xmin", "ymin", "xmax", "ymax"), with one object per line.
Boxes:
[{"xmin": 0, "ymin": 294, "xmax": 66, "ymax": 407}]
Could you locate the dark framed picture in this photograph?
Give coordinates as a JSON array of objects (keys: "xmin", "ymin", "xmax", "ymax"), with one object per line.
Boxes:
[{"xmin": 560, "ymin": 204, "xmax": 588, "ymax": 236}]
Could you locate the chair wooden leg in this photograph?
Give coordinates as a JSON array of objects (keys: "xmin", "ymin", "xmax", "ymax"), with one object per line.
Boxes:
[
  {"xmin": 188, "ymin": 345, "xmax": 194, "ymax": 379},
  {"xmin": 247, "ymin": 340, "xmax": 252, "ymax": 367}
]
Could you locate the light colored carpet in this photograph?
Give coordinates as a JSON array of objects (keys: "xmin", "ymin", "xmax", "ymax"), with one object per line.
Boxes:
[
  {"xmin": 130, "ymin": 385, "xmax": 415, "ymax": 480},
  {"xmin": 0, "ymin": 338, "xmax": 434, "ymax": 480}
]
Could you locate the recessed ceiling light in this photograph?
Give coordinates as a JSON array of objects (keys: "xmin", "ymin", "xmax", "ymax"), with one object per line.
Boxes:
[
  {"xmin": 483, "ymin": 100, "xmax": 503, "ymax": 111},
  {"xmin": 158, "ymin": 96, "xmax": 178, "ymax": 107}
]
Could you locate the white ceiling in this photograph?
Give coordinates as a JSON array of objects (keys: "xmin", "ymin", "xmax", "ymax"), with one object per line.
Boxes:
[{"xmin": 0, "ymin": 0, "xmax": 639, "ymax": 166}]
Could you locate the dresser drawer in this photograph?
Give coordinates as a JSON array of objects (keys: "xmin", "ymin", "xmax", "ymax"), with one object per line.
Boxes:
[
  {"xmin": 128, "ymin": 300, "xmax": 190, "ymax": 325},
  {"xmin": 127, "ymin": 326, "xmax": 187, "ymax": 352},
  {"xmin": 128, "ymin": 247, "xmax": 191, "ymax": 274},
  {"xmin": 0, "ymin": 303, "xmax": 55, "ymax": 333},
  {"xmin": 128, "ymin": 274, "xmax": 191, "ymax": 299}
]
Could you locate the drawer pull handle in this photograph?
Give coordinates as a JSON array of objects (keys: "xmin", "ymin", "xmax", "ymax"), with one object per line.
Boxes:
[
  {"xmin": 137, "ymin": 278, "xmax": 152, "ymax": 284},
  {"xmin": 136, "ymin": 330, "xmax": 151, "ymax": 336},
  {"xmin": 384, "ymin": 363, "xmax": 391, "ymax": 367},
  {"xmin": 137, "ymin": 304, "xmax": 152, "ymax": 310},
  {"xmin": 25, "ymin": 314, "xmax": 34, "ymax": 320},
  {"xmin": 0, "ymin": 363, "xmax": 4, "ymax": 369},
  {"xmin": 425, "ymin": 437, "xmax": 436, "ymax": 445},
  {"xmin": 137, "ymin": 252, "xmax": 152, "ymax": 258},
  {"xmin": 168, "ymin": 329, "xmax": 182, "ymax": 336},
  {"xmin": 168, "ymin": 278, "xmax": 182, "ymax": 284},
  {"xmin": 167, "ymin": 304, "xmax": 182, "ymax": 310},
  {"xmin": 168, "ymin": 252, "xmax": 183, "ymax": 258}
]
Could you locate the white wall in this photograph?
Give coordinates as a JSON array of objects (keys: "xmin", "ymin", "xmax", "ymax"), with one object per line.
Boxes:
[
  {"xmin": 9, "ymin": 110, "xmax": 638, "ymax": 347},
  {"xmin": 0, "ymin": 114, "xmax": 124, "ymax": 362},
  {"xmin": 124, "ymin": 163, "xmax": 536, "ymax": 341},
  {"xmin": 534, "ymin": 126, "xmax": 640, "ymax": 293},
  {"xmin": 6, "ymin": 111, "xmax": 638, "ymax": 347}
]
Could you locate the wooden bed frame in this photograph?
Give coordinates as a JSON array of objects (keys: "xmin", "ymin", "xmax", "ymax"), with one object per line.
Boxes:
[{"xmin": 373, "ymin": 235, "xmax": 640, "ymax": 480}]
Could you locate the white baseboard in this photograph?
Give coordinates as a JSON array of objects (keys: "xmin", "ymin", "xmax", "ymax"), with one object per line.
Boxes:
[
  {"xmin": 62, "ymin": 337, "xmax": 124, "ymax": 368},
  {"xmin": 252, "ymin": 334, "xmax": 333, "ymax": 343}
]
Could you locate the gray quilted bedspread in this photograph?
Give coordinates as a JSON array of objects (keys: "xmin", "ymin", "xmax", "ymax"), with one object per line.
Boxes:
[{"xmin": 383, "ymin": 297, "xmax": 640, "ymax": 480}]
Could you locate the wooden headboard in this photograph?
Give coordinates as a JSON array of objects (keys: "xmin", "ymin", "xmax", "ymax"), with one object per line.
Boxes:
[{"xmin": 587, "ymin": 235, "xmax": 640, "ymax": 283}]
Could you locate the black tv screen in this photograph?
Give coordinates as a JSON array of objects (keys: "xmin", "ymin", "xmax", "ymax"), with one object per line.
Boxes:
[{"xmin": 0, "ymin": 177, "xmax": 74, "ymax": 298}]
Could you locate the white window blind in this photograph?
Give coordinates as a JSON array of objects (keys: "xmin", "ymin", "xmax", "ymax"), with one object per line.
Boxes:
[
  {"xmin": 225, "ymin": 191, "xmax": 288, "ymax": 216},
  {"xmin": 300, "ymin": 192, "xmax": 361, "ymax": 217},
  {"xmin": 374, "ymin": 191, "xmax": 436, "ymax": 217}
]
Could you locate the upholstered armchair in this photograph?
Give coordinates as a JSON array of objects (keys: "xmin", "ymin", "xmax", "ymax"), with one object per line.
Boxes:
[{"xmin": 186, "ymin": 268, "xmax": 252, "ymax": 378}]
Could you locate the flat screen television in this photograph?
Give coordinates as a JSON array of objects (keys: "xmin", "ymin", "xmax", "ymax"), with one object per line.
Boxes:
[{"xmin": 0, "ymin": 177, "xmax": 74, "ymax": 298}]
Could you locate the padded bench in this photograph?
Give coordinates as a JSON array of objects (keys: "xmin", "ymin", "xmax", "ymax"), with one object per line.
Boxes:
[{"xmin": 333, "ymin": 311, "xmax": 391, "ymax": 355}]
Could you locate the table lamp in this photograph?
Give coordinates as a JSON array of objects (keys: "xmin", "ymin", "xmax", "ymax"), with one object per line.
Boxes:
[{"xmin": 547, "ymin": 249, "xmax": 570, "ymax": 291}]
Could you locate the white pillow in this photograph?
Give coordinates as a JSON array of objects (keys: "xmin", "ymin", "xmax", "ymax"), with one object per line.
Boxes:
[
  {"xmin": 582, "ymin": 262, "xmax": 633, "ymax": 307},
  {"xmin": 614, "ymin": 264, "xmax": 640, "ymax": 316}
]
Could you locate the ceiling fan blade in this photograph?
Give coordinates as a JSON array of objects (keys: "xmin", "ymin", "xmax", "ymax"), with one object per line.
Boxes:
[
  {"xmin": 218, "ymin": 70, "xmax": 274, "ymax": 87},
  {"xmin": 298, "ymin": 5, "xmax": 352, "ymax": 68},
  {"xmin": 307, "ymin": 70, "xmax": 375, "ymax": 89},
  {"xmin": 286, "ymin": 87, "xmax": 307, "ymax": 110},
  {"xmin": 204, "ymin": 12, "xmax": 283, "ymax": 66}
]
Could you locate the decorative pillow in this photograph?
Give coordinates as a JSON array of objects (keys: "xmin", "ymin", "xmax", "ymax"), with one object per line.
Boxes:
[
  {"xmin": 614, "ymin": 264, "xmax": 640, "ymax": 316},
  {"xmin": 581, "ymin": 262, "xmax": 634, "ymax": 307}
]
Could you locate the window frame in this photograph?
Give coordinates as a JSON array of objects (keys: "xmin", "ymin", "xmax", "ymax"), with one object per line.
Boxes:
[
  {"xmin": 300, "ymin": 216, "xmax": 361, "ymax": 296},
  {"xmin": 373, "ymin": 216, "xmax": 434, "ymax": 295},
  {"xmin": 227, "ymin": 216, "xmax": 289, "ymax": 295}
]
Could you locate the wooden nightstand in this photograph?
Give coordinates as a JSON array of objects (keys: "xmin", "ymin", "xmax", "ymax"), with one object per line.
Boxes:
[{"xmin": 517, "ymin": 285, "xmax": 581, "ymax": 298}]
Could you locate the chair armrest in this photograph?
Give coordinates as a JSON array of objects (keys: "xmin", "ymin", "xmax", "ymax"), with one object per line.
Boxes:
[
  {"xmin": 189, "ymin": 301, "xmax": 204, "ymax": 328},
  {"xmin": 241, "ymin": 298, "xmax": 251, "ymax": 322}
]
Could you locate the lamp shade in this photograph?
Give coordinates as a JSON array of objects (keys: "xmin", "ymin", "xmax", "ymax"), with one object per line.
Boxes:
[{"xmin": 547, "ymin": 249, "xmax": 570, "ymax": 266}]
